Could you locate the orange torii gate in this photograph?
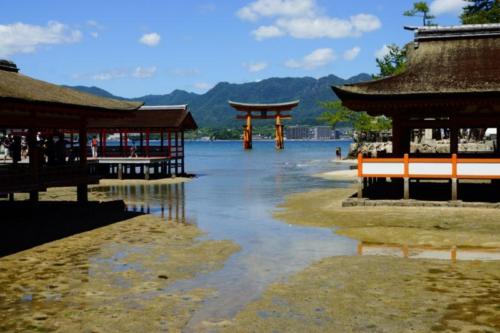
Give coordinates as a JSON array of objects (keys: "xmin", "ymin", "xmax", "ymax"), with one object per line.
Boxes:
[{"xmin": 228, "ymin": 100, "xmax": 299, "ymax": 150}]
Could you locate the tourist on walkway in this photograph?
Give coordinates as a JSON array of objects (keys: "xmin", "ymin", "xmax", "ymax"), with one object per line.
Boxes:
[{"xmin": 91, "ymin": 136, "xmax": 98, "ymax": 158}]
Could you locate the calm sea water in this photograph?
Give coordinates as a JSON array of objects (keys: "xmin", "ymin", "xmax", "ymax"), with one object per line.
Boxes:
[{"xmin": 96, "ymin": 140, "xmax": 357, "ymax": 328}]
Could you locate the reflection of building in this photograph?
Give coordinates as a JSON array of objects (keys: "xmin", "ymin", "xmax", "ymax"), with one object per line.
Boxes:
[
  {"xmin": 333, "ymin": 24, "xmax": 500, "ymax": 201},
  {"xmin": 103, "ymin": 182, "xmax": 190, "ymax": 224}
]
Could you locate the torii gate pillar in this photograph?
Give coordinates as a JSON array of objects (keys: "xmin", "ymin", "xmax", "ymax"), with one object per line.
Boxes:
[{"xmin": 229, "ymin": 100, "xmax": 300, "ymax": 151}]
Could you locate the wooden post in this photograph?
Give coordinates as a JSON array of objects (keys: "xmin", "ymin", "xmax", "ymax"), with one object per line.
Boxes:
[
  {"xmin": 102, "ymin": 129, "xmax": 107, "ymax": 157},
  {"xmin": 119, "ymin": 131, "xmax": 123, "ymax": 156},
  {"xmin": 403, "ymin": 153, "xmax": 410, "ymax": 200},
  {"xmin": 77, "ymin": 123, "xmax": 88, "ymax": 203},
  {"xmin": 160, "ymin": 129, "xmax": 164, "ymax": 155},
  {"xmin": 145, "ymin": 128, "xmax": 150, "ymax": 157},
  {"xmin": 28, "ymin": 128, "xmax": 39, "ymax": 203},
  {"xmin": 181, "ymin": 131, "xmax": 185, "ymax": 175},
  {"xmin": 118, "ymin": 163, "xmax": 123, "ymax": 180},
  {"xmin": 496, "ymin": 127, "xmax": 500, "ymax": 154},
  {"xmin": 450, "ymin": 126, "xmax": 459, "ymax": 154},
  {"xmin": 451, "ymin": 153, "xmax": 458, "ymax": 201},
  {"xmin": 244, "ymin": 113, "xmax": 252, "ymax": 149},
  {"xmin": 357, "ymin": 153, "xmax": 363, "ymax": 199},
  {"xmin": 145, "ymin": 164, "xmax": 150, "ymax": 180},
  {"xmin": 357, "ymin": 242, "xmax": 363, "ymax": 255}
]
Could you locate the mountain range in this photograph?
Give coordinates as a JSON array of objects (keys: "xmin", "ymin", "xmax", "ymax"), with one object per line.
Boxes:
[{"xmin": 67, "ymin": 73, "xmax": 371, "ymax": 128}]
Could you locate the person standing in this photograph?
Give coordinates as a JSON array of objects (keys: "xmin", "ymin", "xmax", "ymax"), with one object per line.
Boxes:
[
  {"xmin": 91, "ymin": 136, "xmax": 98, "ymax": 158},
  {"xmin": 335, "ymin": 147, "xmax": 342, "ymax": 160}
]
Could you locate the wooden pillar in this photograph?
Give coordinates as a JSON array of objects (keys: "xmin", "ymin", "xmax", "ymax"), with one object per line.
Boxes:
[
  {"xmin": 124, "ymin": 130, "xmax": 128, "ymax": 154},
  {"xmin": 102, "ymin": 129, "xmax": 107, "ymax": 157},
  {"xmin": 450, "ymin": 126, "xmax": 459, "ymax": 154},
  {"xmin": 451, "ymin": 153, "xmax": 458, "ymax": 201},
  {"xmin": 145, "ymin": 128, "xmax": 150, "ymax": 157},
  {"xmin": 403, "ymin": 153, "xmax": 410, "ymax": 200},
  {"xmin": 77, "ymin": 123, "xmax": 88, "ymax": 203},
  {"xmin": 174, "ymin": 131, "xmax": 179, "ymax": 175},
  {"xmin": 392, "ymin": 117, "xmax": 401, "ymax": 155},
  {"xmin": 140, "ymin": 132, "xmax": 144, "ymax": 155},
  {"xmin": 357, "ymin": 153, "xmax": 363, "ymax": 198},
  {"xmin": 160, "ymin": 129, "xmax": 164, "ymax": 155},
  {"xmin": 243, "ymin": 113, "xmax": 252, "ymax": 149},
  {"xmin": 181, "ymin": 131, "xmax": 185, "ymax": 175},
  {"xmin": 275, "ymin": 114, "xmax": 284, "ymax": 150},
  {"xmin": 496, "ymin": 127, "xmax": 500, "ymax": 154},
  {"xmin": 119, "ymin": 131, "xmax": 123, "ymax": 156},
  {"xmin": 28, "ymin": 128, "xmax": 39, "ymax": 203}
]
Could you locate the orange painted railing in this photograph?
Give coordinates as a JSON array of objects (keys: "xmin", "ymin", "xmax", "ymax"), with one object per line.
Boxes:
[{"xmin": 358, "ymin": 153, "xmax": 500, "ymax": 180}]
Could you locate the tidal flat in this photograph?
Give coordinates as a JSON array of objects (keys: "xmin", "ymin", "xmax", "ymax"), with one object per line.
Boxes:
[
  {"xmin": 274, "ymin": 187, "xmax": 500, "ymax": 249},
  {"xmin": 0, "ymin": 188, "xmax": 239, "ymax": 333}
]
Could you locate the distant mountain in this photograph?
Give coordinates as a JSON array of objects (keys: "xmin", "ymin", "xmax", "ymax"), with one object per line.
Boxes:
[{"xmin": 67, "ymin": 73, "xmax": 371, "ymax": 128}]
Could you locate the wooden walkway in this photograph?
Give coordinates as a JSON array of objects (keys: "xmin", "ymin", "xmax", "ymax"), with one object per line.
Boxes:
[{"xmin": 89, "ymin": 157, "xmax": 174, "ymax": 180}]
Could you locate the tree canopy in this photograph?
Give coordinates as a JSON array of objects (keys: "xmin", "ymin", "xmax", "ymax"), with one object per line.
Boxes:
[
  {"xmin": 373, "ymin": 44, "xmax": 407, "ymax": 80},
  {"xmin": 404, "ymin": 1, "xmax": 436, "ymax": 26},
  {"xmin": 461, "ymin": 0, "xmax": 500, "ymax": 24},
  {"xmin": 318, "ymin": 101, "xmax": 391, "ymax": 142}
]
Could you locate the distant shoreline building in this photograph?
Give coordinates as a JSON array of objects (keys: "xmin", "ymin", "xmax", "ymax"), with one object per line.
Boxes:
[{"xmin": 285, "ymin": 125, "xmax": 345, "ymax": 140}]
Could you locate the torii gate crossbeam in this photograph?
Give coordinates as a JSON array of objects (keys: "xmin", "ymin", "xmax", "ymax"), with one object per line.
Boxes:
[{"xmin": 228, "ymin": 100, "xmax": 300, "ymax": 150}]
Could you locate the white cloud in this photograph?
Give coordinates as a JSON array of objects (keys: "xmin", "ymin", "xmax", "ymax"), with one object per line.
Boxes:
[
  {"xmin": 0, "ymin": 21, "xmax": 81, "ymax": 57},
  {"xmin": 91, "ymin": 69, "xmax": 128, "ymax": 81},
  {"xmin": 171, "ymin": 68, "xmax": 201, "ymax": 77},
  {"xmin": 343, "ymin": 46, "xmax": 361, "ymax": 61},
  {"xmin": 77, "ymin": 66, "xmax": 156, "ymax": 81},
  {"xmin": 132, "ymin": 66, "xmax": 157, "ymax": 78},
  {"xmin": 269, "ymin": 14, "xmax": 380, "ymax": 40},
  {"xmin": 430, "ymin": 0, "xmax": 468, "ymax": 15},
  {"xmin": 238, "ymin": 0, "xmax": 381, "ymax": 40},
  {"xmin": 285, "ymin": 48, "xmax": 336, "ymax": 69},
  {"xmin": 139, "ymin": 32, "xmax": 161, "ymax": 46},
  {"xmin": 375, "ymin": 44, "xmax": 390, "ymax": 60},
  {"xmin": 87, "ymin": 20, "xmax": 104, "ymax": 38},
  {"xmin": 237, "ymin": 0, "xmax": 316, "ymax": 21},
  {"xmin": 252, "ymin": 25, "xmax": 285, "ymax": 40},
  {"xmin": 244, "ymin": 62, "xmax": 268, "ymax": 72},
  {"xmin": 193, "ymin": 82, "xmax": 213, "ymax": 91}
]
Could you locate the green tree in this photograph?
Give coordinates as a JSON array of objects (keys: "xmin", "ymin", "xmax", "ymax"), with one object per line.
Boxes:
[
  {"xmin": 404, "ymin": 1, "xmax": 436, "ymax": 26},
  {"xmin": 373, "ymin": 44, "xmax": 407, "ymax": 79},
  {"xmin": 317, "ymin": 101, "xmax": 391, "ymax": 142},
  {"xmin": 461, "ymin": 0, "xmax": 500, "ymax": 24}
]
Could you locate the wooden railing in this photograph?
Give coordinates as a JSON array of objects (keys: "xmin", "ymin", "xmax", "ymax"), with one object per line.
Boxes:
[{"xmin": 358, "ymin": 153, "xmax": 500, "ymax": 180}]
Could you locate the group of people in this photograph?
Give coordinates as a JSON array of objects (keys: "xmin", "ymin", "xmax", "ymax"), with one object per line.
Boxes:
[{"xmin": 1, "ymin": 133, "xmax": 69, "ymax": 166}]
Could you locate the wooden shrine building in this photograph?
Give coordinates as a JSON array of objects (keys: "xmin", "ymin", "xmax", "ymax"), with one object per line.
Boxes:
[
  {"xmin": 333, "ymin": 24, "xmax": 500, "ymax": 201},
  {"xmin": 87, "ymin": 105, "xmax": 197, "ymax": 178},
  {"xmin": 0, "ymin": 60, "xmax": 142, "ymax": 202},
  {"xmin": 228, "ymin": 100, "xmax": 299, "ymax": 149}
]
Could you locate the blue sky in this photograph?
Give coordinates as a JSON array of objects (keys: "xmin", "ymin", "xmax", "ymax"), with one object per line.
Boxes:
[{"xmin": 1, "ymin": 0, "xmax": 466, "ymax": 97}]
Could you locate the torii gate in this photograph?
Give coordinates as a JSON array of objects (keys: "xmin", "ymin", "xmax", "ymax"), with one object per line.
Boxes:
[{"xmin": 228, "ymin": 100, "xmax": 300, "ymax": 149}]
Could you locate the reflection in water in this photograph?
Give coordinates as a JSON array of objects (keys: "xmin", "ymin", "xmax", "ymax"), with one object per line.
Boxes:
[
  {"xmin": 94, "ymin": 141, "xmax": 357, "ymax": 330},
  {"xmin": 357, "ymin": 242, "xmax": 500, "ymax": 261},
  {"xmin": 93, "ymin": 183, "xmax": 190, "ymax": 225}
]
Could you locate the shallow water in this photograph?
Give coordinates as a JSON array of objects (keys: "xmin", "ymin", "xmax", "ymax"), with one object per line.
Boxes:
[{"xmin": 94, "ymin": 140, "xmax": 357, "ymax": 329}]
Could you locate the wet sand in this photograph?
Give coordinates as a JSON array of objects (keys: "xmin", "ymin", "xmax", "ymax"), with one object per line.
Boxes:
[
  {"xmin": 235, "ymin": 186, "xmax": 500, "ymax": 332},
  {"xmin": 274, "ymin": 188, "xmax": 500, "ymax": 248},
  {"xmin": 224, "ymin": 256, "xmax": 500, "ymax": 332},
  {"xmin": 0, "ymin": 189, "xmax": 239, "ymax": 332},
  {"xmin": 313, "ymin": 169, "xmax": 357, "ymax": 181}
]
